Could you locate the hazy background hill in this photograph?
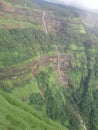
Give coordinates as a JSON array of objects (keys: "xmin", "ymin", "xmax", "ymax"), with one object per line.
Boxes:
[{"xmin": 0, "ymin": 0, "xmax": 98, "ymax": 130}]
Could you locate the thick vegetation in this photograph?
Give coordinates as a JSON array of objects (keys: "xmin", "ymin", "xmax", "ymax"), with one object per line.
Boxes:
[
  {"xmin": 0, "ymin": 0, "xmax": 98, "ymax": 130},
  {"xmin": 0, "ymin": 90, "xmax": 68, "ymax": 130}
]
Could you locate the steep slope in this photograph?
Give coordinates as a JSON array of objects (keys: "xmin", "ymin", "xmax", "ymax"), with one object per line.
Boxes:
[
  {"xmin": 0, "ymin": 0, "xmax": 98, "ymax": 130},
  {"xmin": 0, "ymin": 90, "xmax": 68, "ymax": 130}
]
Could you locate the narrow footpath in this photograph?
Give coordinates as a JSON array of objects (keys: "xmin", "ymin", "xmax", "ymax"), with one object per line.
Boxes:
[
  {"xmin": 42, "ymin": 11, "xmax": 48, "ymax": 34},
  {"xmin": 55, "ymin": 45, "xmax": 66, "ymax": 84}
]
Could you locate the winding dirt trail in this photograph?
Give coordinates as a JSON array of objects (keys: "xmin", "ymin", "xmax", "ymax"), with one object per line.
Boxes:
[
  {"xmin": 55, "ymin": 45, "xmax": 65, "ymax": 84},
  {"xmin": 42, "ymin": 11, "xmax": 48, "ymax": 34}
]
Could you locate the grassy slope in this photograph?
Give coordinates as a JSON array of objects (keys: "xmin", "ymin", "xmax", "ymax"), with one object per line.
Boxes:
[{"xmin": 0, "ymin": 90, "xmax": 68, "ymax": 130}]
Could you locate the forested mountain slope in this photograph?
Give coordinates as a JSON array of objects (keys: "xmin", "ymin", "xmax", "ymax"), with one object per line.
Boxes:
[{"xmin": 0, "ymin": 0, "xmax": 98, "ymax": 130}]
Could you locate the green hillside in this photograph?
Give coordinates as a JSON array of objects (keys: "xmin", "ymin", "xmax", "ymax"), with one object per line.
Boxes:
[
  {"xmin": 0, "ymin": 0, "xmax": 98, "ymax": 130},
  {"xmin": 0, "ymin": 90, "xmax": 68, "ymax": 130}
]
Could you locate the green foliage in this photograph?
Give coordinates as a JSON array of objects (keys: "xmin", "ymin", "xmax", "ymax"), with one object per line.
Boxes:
[
  {"xmin": 0, "ymin": 29, "xmax": 52, "ymax": 67},
  {"xmin": 68, "ymin": 36, "xmax": 98, "ymax": 130},
  {"xmin": 0, "ymin": 90, "xmax": 68, "ymax": 130},
  {"xmin": 30, "ymin": 93, "xmax": 44, "ymax": 105},
  {"xmin": 0, "ymin": 0, "xmax": 98, "ymax": 130}
]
